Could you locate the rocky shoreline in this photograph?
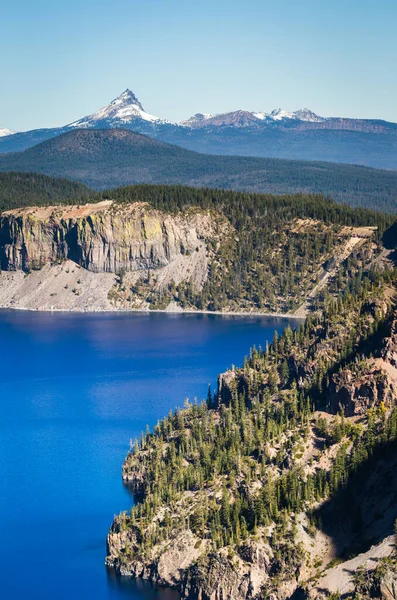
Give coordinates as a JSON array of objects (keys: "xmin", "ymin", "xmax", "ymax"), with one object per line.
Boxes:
[{"xmin": 0, "ymin": 299, "xmax": 302, "ymax": 319}]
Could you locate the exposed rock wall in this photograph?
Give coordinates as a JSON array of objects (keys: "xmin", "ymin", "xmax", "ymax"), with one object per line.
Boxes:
[
  {"xmin": 0, "ymin": 201, "xmax": 214, "ymax": 275},
  {"xmin": 106, "ymin": 518, "xmax": 278, "ymax": 600},
  {"xmin": 381, "ymin": 569, "xmax": 397, "ymax": 600},
  {"xmin": 326, "ymin": 366, "xmax": 393, "ymax": 416}
]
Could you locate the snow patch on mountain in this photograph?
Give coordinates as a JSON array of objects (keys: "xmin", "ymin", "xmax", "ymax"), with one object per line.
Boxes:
[
  {"xmin": 180, "ymin": 113, "xmax": 215, "ymax": 126},
  {"xmin": 269, "ymin": 108, "xmax": 325, "ymax": 122},
  {"xmin": 252, "ymin": 112, "xmax": 268, "ymax": 120},
  {"xmin": 181, "ymin": 107, "xmax": 326, "ymax": 127},
  {"xmin": 292, "ymin": 108, "xmax": 326, "ymax": 122},
  {"xmin": 254, "ymin": 107, "xmax": 326, "ymax": 123},
  {"xmin": 0, "ymin": 128, "xmax": 15, "ymax": 137}
]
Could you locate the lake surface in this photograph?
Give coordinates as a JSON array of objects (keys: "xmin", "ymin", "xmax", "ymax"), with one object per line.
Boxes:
[{"xmin": 0, "ymin": 310, "xmax": 294, "ymax": 600}]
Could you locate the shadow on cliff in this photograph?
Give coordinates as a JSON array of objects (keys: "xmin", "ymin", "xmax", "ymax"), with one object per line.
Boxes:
[
  {"xmin": 314, "ymin": 311, "xmax": 395, "ymax": 413},
  {"xmin": 382, "ymin": 222, "xmax": 397, "ymax": 255},
  {"xmin": 65, "ymin": 224, "xmax": 85, "ymax": 266},
  {"xmin": 314, "ymin": 437, "xmax": 397, "ymax": 559}
]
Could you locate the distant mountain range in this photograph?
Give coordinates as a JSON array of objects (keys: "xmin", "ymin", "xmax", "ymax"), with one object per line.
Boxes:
[
  {"xmin": 1, "ymin": 90, "xmax": 397, "ymax": 169},
  {"xmin": 1, "ymin": 128, "xmax": 397, "ymax": 212}
]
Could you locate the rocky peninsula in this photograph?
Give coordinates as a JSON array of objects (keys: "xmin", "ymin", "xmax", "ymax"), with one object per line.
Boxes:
[{"xmin": 106, "ymin": 271, "xmax": 397, "ymax": 600}]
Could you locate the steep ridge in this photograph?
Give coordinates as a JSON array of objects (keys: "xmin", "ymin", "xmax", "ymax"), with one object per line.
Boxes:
[
  {"xmin": 0, "ymin": 199, "xmax": 224, "ymax": 311},
  {"xmin": 0, "ymin": 200, "xmax": 213, "ymax": 274},
  {"xmin": 106, "ymin": 269, "xmax": 397, "ymax": 600}
]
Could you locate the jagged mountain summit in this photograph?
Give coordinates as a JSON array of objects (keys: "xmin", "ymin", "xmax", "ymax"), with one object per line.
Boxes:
[
  {"xmin": 180, "ymin": 107, "xmax": 327, "ymax": 128},
  {"xmin": 0, "ymin": 89, "xmax": 396, "ymax": 169},
  {"xmin": 67, "ymin": 89, "xmax": 172, "ymax": 129}
]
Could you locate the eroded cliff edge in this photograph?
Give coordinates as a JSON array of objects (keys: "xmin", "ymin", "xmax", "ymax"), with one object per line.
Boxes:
[{"xmin": 0, "ymin": 201, "xmax": 223, "ymax": 311}]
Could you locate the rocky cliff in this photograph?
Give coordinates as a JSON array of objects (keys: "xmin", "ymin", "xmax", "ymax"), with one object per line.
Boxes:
[
  {"xmin": 0, "ymin": 201, "xmax": 214, "ymax": 274},
  {"xmin": 0, "ymin": 201, "xmax": 226, "ymax": 311}
]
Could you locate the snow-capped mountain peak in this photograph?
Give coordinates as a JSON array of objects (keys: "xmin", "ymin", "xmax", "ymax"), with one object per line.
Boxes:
[
  {"xmin": 267, "ymin": 108, "xmax": 325, "ymax": 122},
  {"xmin": 180, "ymin": 107, "xmax": 327, "ymax": 128},
  {"xmin": 67, "ymin": 89, "xmax": 168, "ymax": 128},
  {"xmin": 0, "ymin": 128, "xmax": 15, "ymax": 137},
  {"xmin": 269, "ymin": 108, "xmax": 293, "ymax": 120},
  {"xmin": 289, "ymin": 108, "xmax": 325, "ymax": 122},
  {"xmin": 180, "ymin": 113, "xmax": 215, "ymax": 126},
  {"xmin": 111, "ymin": 89, "xmax": 145, "ymax": 112}
]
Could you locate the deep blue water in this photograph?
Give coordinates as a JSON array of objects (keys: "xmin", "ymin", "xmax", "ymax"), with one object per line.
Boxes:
[{"xmin": 0, "ymin": 310, "xmax": 293, "ymax": 600}]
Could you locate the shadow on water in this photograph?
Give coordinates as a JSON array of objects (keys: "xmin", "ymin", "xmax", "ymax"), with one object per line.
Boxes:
[
  {"xmin": 123, "ymin": 480, "xmax": 136, "ymax": 497},
  {"xmin": 107, "ymin": 569, "xmax": 180, "ymax": 600}
]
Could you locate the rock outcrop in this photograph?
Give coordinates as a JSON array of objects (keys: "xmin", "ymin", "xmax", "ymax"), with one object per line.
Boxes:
[
  {"xmin": 107, "ymin": 522, "xmax": 206, "ymax": 589},
  {"xmin": 181, "ymin": 550, "xmax": 271, "ymax": 600},
  {"xmin": 106, "ymin": 517, "xmax": 278, "ymax": 600},
  {"xmin": 381, "ymin": 570, "xmax": 397, "ymax": 600},
  {"xmin": 382, "ymin": 311, "xmax": 397, "ymax": 370},
  {"xmin": 327, "ymin": 365, "xmax": 393, "ymax": 416},
  {"xmin": 326, "ymin": 309, "xmax": 397, "ymax": 416},
  {"xmin": 0, "ymin": 200, "xmax": 224, "ymax": 310},
  {"xmin": 217, "ymin": 369, "xmax": 237, "ymax": 406}
]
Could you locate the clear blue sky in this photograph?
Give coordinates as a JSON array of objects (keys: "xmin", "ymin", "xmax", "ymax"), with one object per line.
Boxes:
[{"xmin": 1, "ymin": 0, "xmax": 396, "ymax": 130}]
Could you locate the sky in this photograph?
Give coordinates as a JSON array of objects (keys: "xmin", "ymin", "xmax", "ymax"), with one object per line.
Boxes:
[{"xmin": 1, "ymin": 0, "xmax": 397, "ymax": 131}]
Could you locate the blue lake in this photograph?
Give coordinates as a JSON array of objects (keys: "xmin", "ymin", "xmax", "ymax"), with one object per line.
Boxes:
[{"xmin": 0, "ymin": 310, "xmax": 294, "ymax": 600}]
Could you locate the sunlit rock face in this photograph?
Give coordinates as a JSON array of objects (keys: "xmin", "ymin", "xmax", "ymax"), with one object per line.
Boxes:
[{"xmin": 0, "ymin": 200, "xmax": 213, "ymax": 274}]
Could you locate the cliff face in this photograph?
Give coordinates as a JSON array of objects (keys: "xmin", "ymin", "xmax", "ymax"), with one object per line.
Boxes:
[
  {"xmin": 0, "ymin": 201, "xmax": 214, "ymax": 274},
  {"xmin": 106, "ymin": 521, "xmax": 282, "ymax": 600},
  {"xmin": 326, "ymin": 365, "xmax": 394, "ymax": 416}
]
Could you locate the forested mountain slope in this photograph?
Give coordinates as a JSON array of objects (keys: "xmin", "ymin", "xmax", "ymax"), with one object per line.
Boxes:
[
  {"xmin": 1, "ymin": 129, "xmax": 397, "ymax": 211},
  {"xmin": 107, "ymin": 268, "xmax": 397, "ymax": 600}
]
